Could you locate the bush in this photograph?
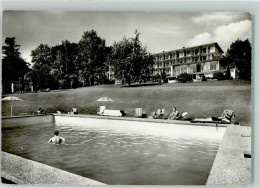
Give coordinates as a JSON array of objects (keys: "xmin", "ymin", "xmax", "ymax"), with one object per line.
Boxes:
[
  {"xmin": 177, "ymin": 73, "xmax": 193, "ymax": 83},
  {"xmin": 213, "ymin": 71, "xmax": 230, "ymax": 80}
]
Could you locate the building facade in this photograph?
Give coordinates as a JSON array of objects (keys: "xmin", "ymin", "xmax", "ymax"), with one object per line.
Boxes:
[{"xmin": 152, "ymin": 42, "xmax": 224, "ymax": 80}]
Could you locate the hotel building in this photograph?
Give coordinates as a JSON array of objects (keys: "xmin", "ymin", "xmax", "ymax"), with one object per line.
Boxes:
[{"xmin": 152, "ymin": 42, "xmax": 225, "ymax": 79}]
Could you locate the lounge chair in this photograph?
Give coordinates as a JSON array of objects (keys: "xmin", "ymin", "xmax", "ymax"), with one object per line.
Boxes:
[
  {"xmin": 99, "ymin": 109, "xmax": 125, "ymax": 117},
  {"xmin": 71, "ymin": 108, "xmax": 78, "ymax": 114},
  {"xmin": 135, "ymin": 108, "xmax": 142, "ymax": 118},
  {"xmin": 190, "ymin": 110, "xmax": 238, "ymax": 124},
  {"xmin": 220, "ymin": 109, "xmax": 236, "ymax": 123},
  {"xmin": 135, "ymin": 108, "xmax": 147, "ymax": 118},
  {"xmin": 97, "ymin": 106, "xmax": 106, "ymax": 115},
  {"xmin": 97, "ymin": 106, "xmax": 125, "ymax": 117}
]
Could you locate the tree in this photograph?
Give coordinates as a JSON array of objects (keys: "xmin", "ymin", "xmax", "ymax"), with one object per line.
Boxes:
[
  {"xmin": 110, "ymin": 30, "xmax": 154, "ymax": 86},
  {"xmin": 2, "ymin": 37, "xmax": 21, "ymax": 58},
  {"xmin": 2, "ymin": 37, "xmax": 30, "ymax": 93},
  {"xmin": 225, "ymin": 39, "xmax": 251, "ymax": 80},
  {"xmin": 29, "ymin": 44, "xmax": 54, "ymax": 90},
  {"xmin": 51, "ymin": 40, "xmax": 78, "ymax": 88},
  {"xmin": 77, "ymin": 30, "xmax": 109, "ymax": 86}
]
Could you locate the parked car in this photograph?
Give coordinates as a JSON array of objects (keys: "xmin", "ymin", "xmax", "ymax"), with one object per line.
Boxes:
[
  {"xmin": 168, "ymin": 77, "xmax": 177, "ymax": 84},
  {"xmin": 115, "ymin": 80, "xmax": 122, "ymax": 85},
  {"xmin": 42, "ymin": 88, "xmax": 50, "ymax": 92}
]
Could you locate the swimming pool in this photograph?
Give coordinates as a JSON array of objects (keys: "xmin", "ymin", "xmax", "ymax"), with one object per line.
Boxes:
[{"xmin": 2, "ymin": 115, "xmax": 226, "ymax": 185}]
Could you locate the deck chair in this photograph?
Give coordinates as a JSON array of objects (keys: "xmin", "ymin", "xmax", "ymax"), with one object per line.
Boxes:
[
  {"xmin": 100, "ymin": 109, "xmax": 124, "ymax": 117},
  {"xmin": 220, "ymin": 109, "xmax": 236, "ymax": 123},
  {"xmin": 71, "ymin": 108, "xmax": 78, "ymax": 114},
  {"xmin": 97, "ymin": 106, "xmax": 106, "ymax": 115},
  {"xmin": 135, "ymin": 108, "xmax": 143, "ymax": 118}
]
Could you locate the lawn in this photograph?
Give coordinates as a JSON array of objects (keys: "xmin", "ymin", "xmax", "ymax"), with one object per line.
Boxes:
[{"xmin": 1, "ymin": 80, "xmax": 251, "ymax": 126}]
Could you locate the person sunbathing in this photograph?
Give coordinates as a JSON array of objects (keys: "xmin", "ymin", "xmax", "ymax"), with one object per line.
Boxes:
[
  {"xmin": 152, "ymin": 109, "xmax": 164, "ymax": 119},
  {"xmin": 168, "ymin": 107, "xmax": 180, "ymax": 120},
  {"xmin": 48, "ymin": 130, "xmax": 65, "ymax": 144}
]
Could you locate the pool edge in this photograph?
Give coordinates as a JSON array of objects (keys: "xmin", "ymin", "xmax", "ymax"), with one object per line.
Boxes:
[
  {"xmin": 206, "ymin": 125, "xmax": 251, "ymax": 185},
  {"xmin": 1, "ymin": 151, "xmax": 106, "ymax": 185}
]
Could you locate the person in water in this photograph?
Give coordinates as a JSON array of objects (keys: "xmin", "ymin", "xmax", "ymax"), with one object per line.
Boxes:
[{"xmin": 48, "ymin": 130, "xmax": 65, "ymax": 144}]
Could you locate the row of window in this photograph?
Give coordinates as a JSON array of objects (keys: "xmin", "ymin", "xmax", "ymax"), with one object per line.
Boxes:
[
  {"xmin": 154, "ymin": 46, "xmax": 215, "ymax": 61},
  {"xmin": 154, "ymin": 55, "xmax": 214, "ymax": 68},
  {"xmin": 153, "ymin": 61, "xmax": 218, "ymax": 75}
]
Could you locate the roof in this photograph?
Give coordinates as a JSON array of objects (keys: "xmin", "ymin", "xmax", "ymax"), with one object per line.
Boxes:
[{"xmin": 154, "ymin": 42, "xmax": 224, "ymax": 55}]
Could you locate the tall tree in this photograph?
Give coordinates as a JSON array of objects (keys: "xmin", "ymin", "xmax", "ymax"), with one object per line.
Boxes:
[
  {"xmin": 225, "ymin": 39, "xmax": 251, "ymax": 80},
  {"xmin": 77, "ymin": 30, "xmax": 108, "ymax": 85},
  {"xmin": 110, "ymin": 30, "xmax": 154, "ymax": 86},
  {"xmin": 51, "ymin": 40, "xmax": 78, "ymax": 88},
  {"xmin": 2, "ymin": 37, "xmax": 30, "ymax": 93},
  {"xmin": 29, "ymin": 44, "xmax": 54, "ymax": 90}
]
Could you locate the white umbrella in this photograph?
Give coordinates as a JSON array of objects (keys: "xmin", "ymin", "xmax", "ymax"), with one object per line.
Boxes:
[
  {"xmin": 2, "ymin": 96, "xmax": 23, "ymax": 116},
  {"xmin": 97, "ymin": 97, "xmax": 114, "ymax": 102}
]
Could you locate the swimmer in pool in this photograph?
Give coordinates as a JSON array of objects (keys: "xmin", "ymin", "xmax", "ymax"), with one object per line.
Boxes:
[{"xmin": 48, "ymin": 130, "xmax": 65, "ymax": 144}]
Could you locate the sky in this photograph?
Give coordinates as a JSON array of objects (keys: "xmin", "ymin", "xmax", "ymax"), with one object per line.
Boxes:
[{"xmin": 2, "ymin": 11, "xmax": 252, "ymax": 63}]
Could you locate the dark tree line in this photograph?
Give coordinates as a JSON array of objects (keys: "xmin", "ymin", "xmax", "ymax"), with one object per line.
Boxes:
[
  {"xmin": 219, "ymin": 39, "xmax": 251, "ymax": 80},
  {"xmin": 225, "ymin": 39, "xmax": 251, "ymax": 80}
]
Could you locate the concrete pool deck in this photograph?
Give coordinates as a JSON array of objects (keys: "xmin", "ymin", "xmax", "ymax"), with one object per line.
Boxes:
[
  {"xmin": 1, "ymin": 152, "xmax": 105, "ymax": 185},
  {"xmin": 1, "ymin": 114, "xmax": 251, "ymax": 185},
  {"xmin": 207, "ymin": 124, "xmax": 251, "ymax": 185}
]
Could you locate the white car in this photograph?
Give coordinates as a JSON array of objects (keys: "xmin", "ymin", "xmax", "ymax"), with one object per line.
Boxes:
[
  {"xmin": 168, "ymin": 77, "xmax": 177, "ymax": 84},
  {"xmin": 115, "ymin": 80, "xmax": 122, "ymax": 85}
]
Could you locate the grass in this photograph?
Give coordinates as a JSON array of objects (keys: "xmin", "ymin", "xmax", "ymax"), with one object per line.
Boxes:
[{"xmin": 1, "ymin": 80, "xmax": 251, "ymax": 126}]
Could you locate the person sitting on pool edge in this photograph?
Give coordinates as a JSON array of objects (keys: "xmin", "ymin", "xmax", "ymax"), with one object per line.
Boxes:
[
  {"xmin": 48, "ymin": 130, "xmax": 65, "ymax": 144},
  {"xmin": 168, "ymin": 107, "xmax": 180, "ymax": 120}
]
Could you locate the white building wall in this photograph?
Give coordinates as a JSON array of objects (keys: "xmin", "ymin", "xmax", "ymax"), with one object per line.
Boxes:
[{"xmin": 210, "ymin": 46, "xmax": 215, "ymax": 53}]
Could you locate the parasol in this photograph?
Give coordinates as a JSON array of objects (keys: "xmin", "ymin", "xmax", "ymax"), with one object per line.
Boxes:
[
  {"xmin": 2, "ymin": 96, "xmax": 23, "ymax": 116},
  {"xmin": 96, "ymin": 97, "xmax": 114, "ymax": 102}
]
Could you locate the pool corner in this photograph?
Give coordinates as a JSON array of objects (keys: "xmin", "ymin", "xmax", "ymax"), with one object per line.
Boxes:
[{"xmin": 206, "ymin": 124, "xmax": 251, "ymax": 185}]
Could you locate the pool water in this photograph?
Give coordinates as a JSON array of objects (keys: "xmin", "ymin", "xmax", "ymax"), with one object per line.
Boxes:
[{"xmin": 2, "ymin": 121, "xmax": 224, "ymax": 185}]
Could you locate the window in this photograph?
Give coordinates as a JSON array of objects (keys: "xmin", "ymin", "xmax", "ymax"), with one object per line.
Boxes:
[
  {"xmin": 189, "ymin": 65, "xmax": 196, "ymax": 73},
  {"xmin": 203, "ymin": 48, "xmax": 206, "ymax": 53},
  {"xmin": 210, "ymin": 61, "xmax": 217, "ymax": 70},
  {"xmin": 202, "ymin": 56, "xmax": 207, "ymax": 61}
]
